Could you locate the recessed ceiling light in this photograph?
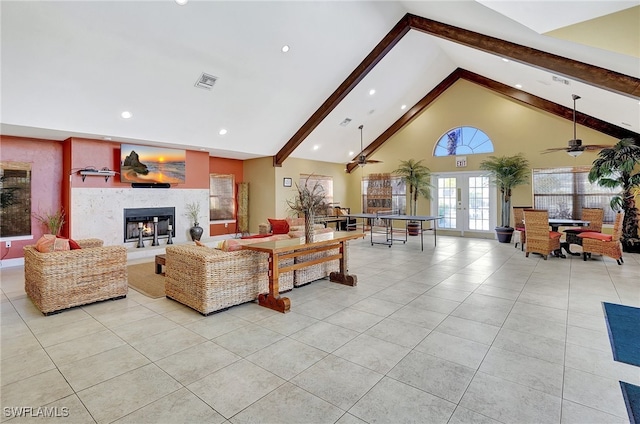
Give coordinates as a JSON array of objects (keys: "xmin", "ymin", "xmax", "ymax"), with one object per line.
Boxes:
[
  {"xmin": 400, "ymin": 104, "xmax": 407, "ymax": 110},
  {"xmin": 502, "ymin": 58, "xmax": 510, "ymax": 63},
  {"xmin": 199, "ymin": 148, "xmax": 206, "ymax": 151},
  {"xmin": 313, "ymin": 145, "xmax": 319, "ymax": 151},
  {"xmin": 348, "ymin": 151, "xmax": 354, "ymax": 156},
  {"xmin": 218, "ymin": 129, "xmax": 228, "ymax": 135},
  {"xmin": 515, "ymin": 84, "xmax": 522, "ymax": 89},
  {"xmin": 175, "ymin": 0, "xmax": 188, "ymax": 5},
  {"xmin": 121, "ymin": 111, "xmax": 133, "ymax": 119},
  {"xmin": 369, "ymin": 89, "xmax": 376, "ymax": 96},
  {"xmin": 281, "ymin": 45, "xmax": 290, "ymax": 53},
  {"xmin": 103, "ymin": 136, "xmax": 112, "ymax": 141}
]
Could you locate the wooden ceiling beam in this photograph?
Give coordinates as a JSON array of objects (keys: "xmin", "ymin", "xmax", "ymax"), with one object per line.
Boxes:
[
  {"xmin": 345, "ymin": 68, "xmax": 639, "ymax": 173},
  {"xmin": 272, "ymin": 15, "xmax": 411, "ymax": 167},
  {"xmin": 406, "ymin": 14, "xmax": 640, "ymax": 98},
  {"xmin": 276, "ymin": 12, "xmax": 640, "ymax": 168}
]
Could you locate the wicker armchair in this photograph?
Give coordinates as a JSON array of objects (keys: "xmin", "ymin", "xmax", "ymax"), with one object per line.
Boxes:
[
  {"xmin": 564, "ymin": 208, "xmax": 604, "ymax": 247},
  {"xmin": 24, "ymin": 239, "xmax": 128, "ymax": 315},
  {"xmin": 524, "ymin": 209, "xmax": 562, "ymax": 260},
  {"xmin": 512, "ymin": 206, "xmax": 530, "ymax": 251},
  {"xmin": 165, "ymin": 244, "xmax": 293, "ymax": 315},
  {"xmin": 579, "ymin": 212, "xmax": 624, "ymax": 265}
]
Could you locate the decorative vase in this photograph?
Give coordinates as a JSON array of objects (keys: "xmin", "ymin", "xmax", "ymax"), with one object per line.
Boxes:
[
  {"xmin": 190, "ymin": 222, "xmax": 203, "ymax": 241},
  {"xmin": 304, "ymin": 212, "xmax": 315, "ymax": 243}
]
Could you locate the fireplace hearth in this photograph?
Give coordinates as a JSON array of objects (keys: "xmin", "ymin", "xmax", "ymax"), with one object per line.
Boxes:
[{"xmin": 124, "ymin": 207, "xmax": 175, "ymax": 243}]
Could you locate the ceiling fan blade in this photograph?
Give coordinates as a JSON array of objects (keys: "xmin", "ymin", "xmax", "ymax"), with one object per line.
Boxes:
[
  {"xmin": 583, "ymin": 144, "xmax": 611, "ymax": 151},
  {"xmin": 541, "ymin": 147, "xmax": 572, "ymax": 154},
  {"xmin": 364, "ymin": 159, "xmax": 382, "ymax": 164}
]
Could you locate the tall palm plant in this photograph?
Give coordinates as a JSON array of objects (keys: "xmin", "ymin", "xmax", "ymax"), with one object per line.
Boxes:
[
  {"xmin": 393, "ymin": 159, "xmax": 432, "ymax": 217},
  {"xmin": 588, "ymin": 138, "xmax": 640, "ymax": 249},
  {"xmin": 480, "ymin": 153, "xmax": 530, "ymax": 228}
]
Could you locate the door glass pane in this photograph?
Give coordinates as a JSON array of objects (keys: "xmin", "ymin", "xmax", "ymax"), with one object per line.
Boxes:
[
  {"xmin": 468, "ymin": 176, "xmax": 490, "ymax": 230},
  {"xmin": 437, "ymin": 177, "xmax": 457, "ymax": 229}
]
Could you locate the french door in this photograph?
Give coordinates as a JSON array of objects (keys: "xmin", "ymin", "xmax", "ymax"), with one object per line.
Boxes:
[{"xmin": 432, "ymin": 172, "xmax": 496, "ymax": 236}]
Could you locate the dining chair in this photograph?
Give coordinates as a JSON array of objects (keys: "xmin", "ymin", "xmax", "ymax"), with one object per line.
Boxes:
[
  {"xmin": 564, "ymin": 208, "xmax": 604, "ymax": 247},
  {"xmin": 512, "ymin": 206, "xmax": 530, "ymax": 251},
  {"xmin": 579, "ymin": 212, "xmax": 625, "ymax": 265},
  {"xmin": 523, "ymin": 209, "xmax": 562, "ymax": 260}
]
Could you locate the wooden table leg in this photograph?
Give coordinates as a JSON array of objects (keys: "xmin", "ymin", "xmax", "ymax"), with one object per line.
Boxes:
[
  {"xmin": 330, "ymin": 240, "xmax": 358, "ymax": 286},
  {"xmin": 258, "ymin": 252, "xmax": 290, "ymax": 313}
]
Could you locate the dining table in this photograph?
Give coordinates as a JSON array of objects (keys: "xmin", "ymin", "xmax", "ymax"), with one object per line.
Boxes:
[{"xmin": 548, "ymin": 218, "xmax": 590, "ymax": 257}]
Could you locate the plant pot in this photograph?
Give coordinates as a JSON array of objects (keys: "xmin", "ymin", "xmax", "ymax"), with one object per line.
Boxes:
[
  {"xmin": 622, "ymin": 238, "xmax": 640, "ymax": 253},
  {"xmin": 407, "ymin": 221, "xmax": 421, "ymax": 236},
  {"xmin": 495, "ymin": 226, "xmax": 514, "ymax": 243},
  {"xmin": 190, "ymin": 223, "xmax": 203, "ymax": 241}
]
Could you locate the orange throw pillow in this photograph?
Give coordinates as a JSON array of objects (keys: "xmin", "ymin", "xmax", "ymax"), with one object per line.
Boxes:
[{"xmin": 35, "ymin": 235, "xmax": 70, "ymax": 252}]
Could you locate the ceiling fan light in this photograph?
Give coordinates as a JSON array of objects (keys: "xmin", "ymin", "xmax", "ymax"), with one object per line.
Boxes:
[{"xmin": 567, "ymin": 150, "xmax": 583, "ymax": 158}]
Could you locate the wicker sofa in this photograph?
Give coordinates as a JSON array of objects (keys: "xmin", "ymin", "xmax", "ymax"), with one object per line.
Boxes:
[
  {"xmin": 165, "ymin": 240, "xmax": 294, "ymax": 315},
  {"xmin": 24, "ymin": 238, "xmax": 128, "ymax": 315}
]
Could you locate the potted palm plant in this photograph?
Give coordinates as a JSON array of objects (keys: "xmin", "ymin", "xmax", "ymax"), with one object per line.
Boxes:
[
  {"xmin": 393, "ymin": 159, "xmax": 433, "ymax": 235},
  {"xmin": 588, "ymin": 138, "xmax": 640, "ymax": 253},
  {"xmin": 480, "ymin": 153, "xmax": 530, "ymax": 243}
]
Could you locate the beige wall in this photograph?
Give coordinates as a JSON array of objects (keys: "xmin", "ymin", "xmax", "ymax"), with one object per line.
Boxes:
[
  {"xmin": 245, "ymin": 80, "xmax": 620, "ymax": 233},
  {"xmin": 343, "ymin": 79, "xmax": 618, "ymax": 221},
  {"xmin": 244, "ymin": 156, "xmax": 349, "ymax": 232},
  {"xmin": 243, "ymin": 157, "xmax": 276, "ymax": 233}
]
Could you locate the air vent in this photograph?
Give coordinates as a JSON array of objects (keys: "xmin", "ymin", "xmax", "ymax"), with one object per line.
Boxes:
[
  {"xmin": 552, "ymin": 76, "xmax": 570, "ymax": 85},
  {"xmin": 339, "ymin": 118, "xmax": 352, "ymax": 127},
  {"xmin": 195, "ymin": 73, "xmax": 218, "ymax": 90}
]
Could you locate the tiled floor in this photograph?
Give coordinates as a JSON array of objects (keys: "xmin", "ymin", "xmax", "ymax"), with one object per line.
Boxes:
[{"xmin": 1, "ymin": 236, "xmax": 639, "ymax": 423}]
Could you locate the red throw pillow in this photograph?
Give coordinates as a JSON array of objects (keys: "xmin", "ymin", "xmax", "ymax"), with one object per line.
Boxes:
[
  {"xmin": 68, "ymin": 239, "xmax": 82, "ymax": 250},
  {"xmin": 268, "ymin": 219, "xmax": 289, "ymax": 235}
]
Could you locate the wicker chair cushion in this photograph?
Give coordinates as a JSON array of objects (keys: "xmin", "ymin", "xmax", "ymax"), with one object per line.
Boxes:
[
  {"xmin": 289, "ymin": 224, "xmax": 325, "ymax": 232},
  {"xmin": 564, "ymin": 227, "xmax": 591, "ymax": 234},
  {"xmin": 579, "ymin": 232, "xmax": 613, "ymax": 242},
  {"xmin": 35, "ymin": 234, "xmax": 70, "ymax": 253},
  {"xmin": 268, "ymin": 219, "xmax": 289, "ymax": 234},
  {"xmin": 550, "ymin": 231, "xmax": 562, "ymax": 239},
  {"xmin": 286, "ymin": 217, "xmax": 305, "ymax": 226}
]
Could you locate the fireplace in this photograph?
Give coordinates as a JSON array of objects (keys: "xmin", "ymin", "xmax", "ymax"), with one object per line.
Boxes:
[{"xmin": 123, "ymin": 207, "xmax": 175, "ymax": 243}]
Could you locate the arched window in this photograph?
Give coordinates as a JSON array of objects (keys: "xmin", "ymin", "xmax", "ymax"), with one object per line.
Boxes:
[{"xmin": 434, "ymin": 126, "xmax": 494, "ymax": 156}]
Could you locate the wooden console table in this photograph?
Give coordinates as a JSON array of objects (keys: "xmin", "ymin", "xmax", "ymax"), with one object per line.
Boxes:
[{"xmin": 242, "ymin": 231, "xmax": 365, "ymax": 313}]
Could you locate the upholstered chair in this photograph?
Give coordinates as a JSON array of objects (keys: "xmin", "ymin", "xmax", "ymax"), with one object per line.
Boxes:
[
  {"xmin": 564, "ymin": 208, "xmax": 604, "ymax": 247},
  {"xmin": 579, "ymin": 212, "xmax": 624, "ymax": 265},
  {"xmin": 523, "ymin": 209, "xmax": 562, "ymax": 260}
]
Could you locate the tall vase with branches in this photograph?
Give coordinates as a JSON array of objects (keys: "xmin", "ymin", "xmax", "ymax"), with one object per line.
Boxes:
[
  {"xmin": 286, "ymin": 175, "xmax": 328, "ymax": 243},
  {"xmin": 393, "ymin": 159, "xmax": 433, "ymax": 235},
  {"xmin": 480, "ymin": 153, "xmax": 530, "ymax": 242},
  {"xmin": 588, "ymin": 138, "xmax": 640, "ymax": 252}
]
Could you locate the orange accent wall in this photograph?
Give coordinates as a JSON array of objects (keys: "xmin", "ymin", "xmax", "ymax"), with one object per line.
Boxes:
[
  {"xmin": 1, "ymin": 135, "xmax": 238, "ymax": 260},
  {"xmin": 209, "ymin": 156, "xmax": 244, "ymax": 236},
  {"xmin": 68, "ymin": 138, "xmax": 209, "ymax": 189},
  {"xmin": 0, "ymin": 135, "xmax": 63, "ymax": 260}
]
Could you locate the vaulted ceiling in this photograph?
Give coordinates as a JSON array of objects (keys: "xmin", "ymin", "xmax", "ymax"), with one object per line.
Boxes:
[{"xmin": 1, "ymin": 1, "xmax": 638, "ymax": 166}]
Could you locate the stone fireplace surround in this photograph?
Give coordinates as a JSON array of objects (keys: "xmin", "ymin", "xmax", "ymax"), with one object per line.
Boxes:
[{"xmin": 71, "ymin": 187, "xmax": 210, "ymax": 250}]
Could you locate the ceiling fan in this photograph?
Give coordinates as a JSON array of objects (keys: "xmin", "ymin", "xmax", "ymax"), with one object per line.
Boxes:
[
  {"xmin": 350, "ymin": 124, "xmax": 382, "ymax": 167},
  {"xmin": 542, "ymin": 94, "xmax": 610, "ymax": 157}
]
